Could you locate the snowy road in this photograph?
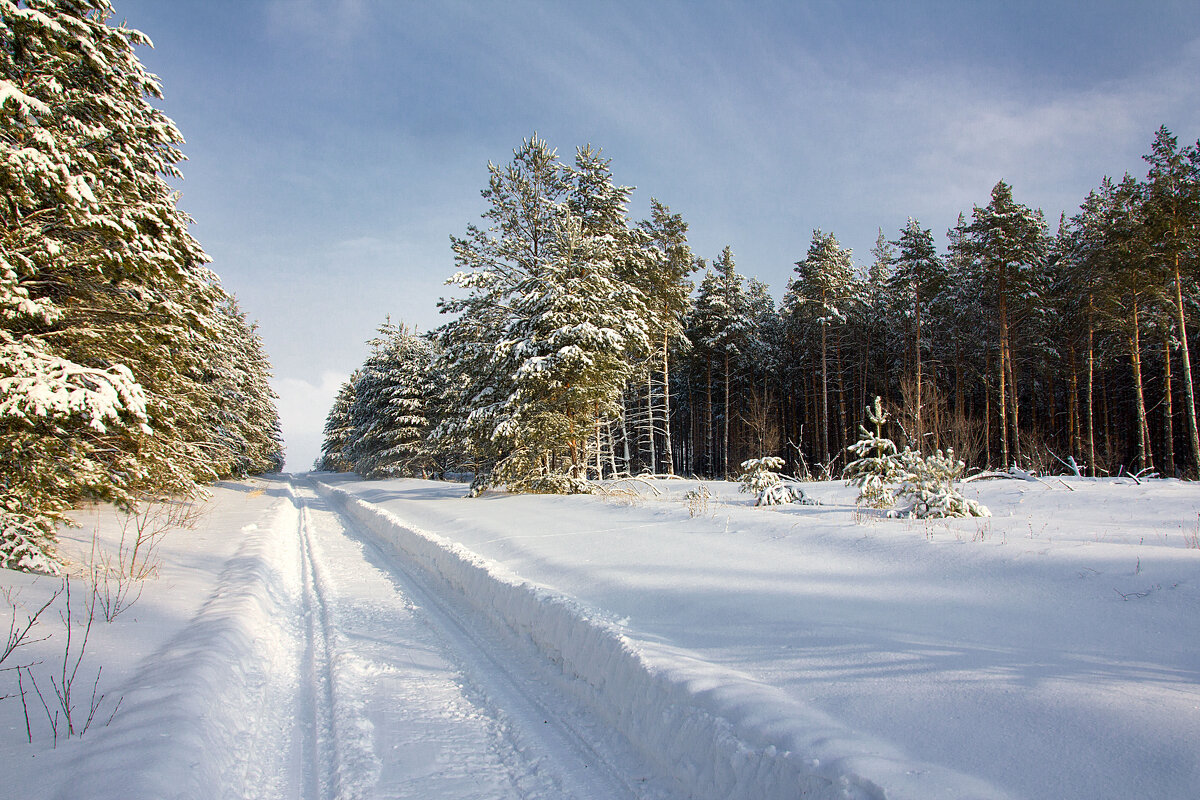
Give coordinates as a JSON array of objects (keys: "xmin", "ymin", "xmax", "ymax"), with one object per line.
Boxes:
[
  {"xmin": 27, "ymin": 477, "xmax": 671, "ymax": 800},
  {"xmin": 13, "ymin": 472, "xmax": 1196, "ymax": 799},
  {"xmin": 288, "ymin": 479, "xmax": 665, "ymax": 799}
]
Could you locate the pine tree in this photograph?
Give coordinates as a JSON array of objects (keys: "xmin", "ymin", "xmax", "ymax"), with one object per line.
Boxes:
[
  {"xmin": 964, "ymin": 181, "xmax": 1051, "ymax": 467},
  {"xmin": 844, "ymin": 397, "xmax": 903, "ymax": 508},
  {"xmin": 492, "ymin": 214, "xmax": 648, "ymax": 490},
  {"xmin": 891, "ymin": 448, "xmax": 990, "ymax": 519},
  {"xmin": 434, "ymin": 135, "xmax": 648, "ymax": 492},
  {"xmin": 687, "ymin": 248, "xmax": 752, "ymax": 477},
  {"xmin": 785, "ymin": 230, "xmax": 855, "ymax": 467},
  {"xmin": 635, "ymin": 200, "xmax": 695, "ymax": 475},
  {"xmin": 1089, "ymin": 175, "xmax": 1163, "ymax": 473},
  {"xmin": 434, "ymin": 135, "xmax": 571, "ymax": 481},
  {"xmin": 1143, "ymin": 127, "xmax": 1200, "ymax": 475},
  {"xmin": 742, "ymin": 277, "xmax": 783, "ymax": 459},
  {"xmin": 889, "ymin": 218, "xmax": 946, "ymax": 447}
]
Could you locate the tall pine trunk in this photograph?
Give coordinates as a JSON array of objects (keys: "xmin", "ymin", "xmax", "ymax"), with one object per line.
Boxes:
[
  {"xmin": 661, "ymin": 329, "xmax": 675, "ymax": 474},
  {"xmin": 646, "ymin": 368, "xmax": 656, "ymax": 474},
  {"xmin": 1130, "ymin": 301, "xmax": 1154, "ymax": 474},
  {"xmin": 915, "ymin": 286, "xmax": 923, "ymax": 447},
  {"xmin": 997, "ymin": 265, "xmax": 1011, "ymax": 466},
  {"xmin": 1171, "ymin": 259, "xmax": 1200, "ymax": 475},
  {"xmin": 1163, "ymin": 332, "xmax": 1176, "ymax": 477},
  {"xmin": 705, "ymin": 357, "xmax": 714, "ymax": 476},
  {"xmin": 820, "ymin": 321, "xmax": 830, "ymax": 465},
  {"xmin": 723, "ymin": 350, "xmax": 731, "ymax": 478},
  {"xmin": 1086, "ymin": 296, "xmax": 1097, "ymax": 476}
]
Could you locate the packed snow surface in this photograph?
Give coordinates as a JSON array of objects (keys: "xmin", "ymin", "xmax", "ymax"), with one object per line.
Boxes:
[{"xmin": 2, "ymin": 473, "xmax": 1197, "ymax": 799}]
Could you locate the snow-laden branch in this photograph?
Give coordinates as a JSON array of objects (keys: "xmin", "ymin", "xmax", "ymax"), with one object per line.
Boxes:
[{"xmin": 0, "ymin": 334, "xmax": 149, "ymax": 433}]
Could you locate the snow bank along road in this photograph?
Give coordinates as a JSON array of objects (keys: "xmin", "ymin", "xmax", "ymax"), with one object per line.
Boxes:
[
  {"xmin": 44, "ymin": 476, "xmax": 668, "ymax": 800},
  {"xmin": 11, "ymin": 473, "xmax": 1198, "ymax": 799}
]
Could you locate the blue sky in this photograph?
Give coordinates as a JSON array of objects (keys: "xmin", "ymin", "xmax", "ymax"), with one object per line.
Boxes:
[{"xmin": 116, "ymin": 0, "xmax": 1200, "ymax": 470}]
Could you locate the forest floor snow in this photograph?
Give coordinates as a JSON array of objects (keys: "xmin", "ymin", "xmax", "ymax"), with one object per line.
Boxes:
[{"xmin": 1, "ymin": 473, "xmax": 1197, "ymax": 799}]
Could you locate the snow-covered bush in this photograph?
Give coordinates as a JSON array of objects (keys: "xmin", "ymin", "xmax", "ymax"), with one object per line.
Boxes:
[
  {"xmin": 890, "ymin": 448, "xmax": 990, "ymax": 519},
  {"xmin": 737, "ymin": 457, "xmax": 818, "ymax": 507},
  {"xmin": 843, "ymin": 397, "xmax": 904, "ymax": 508},
  {"xmin": 684, "ymin": 484, "xmax": 712, "ymax": 517},
  {"xmin": 842, "ymin": 399, "xmax": 987, "ymax": 519},
  {"xmin": 0, "ymin": 509, "xmax": 61, "ymax": 575}
]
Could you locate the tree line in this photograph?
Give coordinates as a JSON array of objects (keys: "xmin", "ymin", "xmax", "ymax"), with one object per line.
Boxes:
[
  {"xmin": 1, "ymin": 1, "xmax": 283, "ymax": 571},
  {"xmin": 320, "ymin": 128, "xmax": 1200, "ymax": 491}
]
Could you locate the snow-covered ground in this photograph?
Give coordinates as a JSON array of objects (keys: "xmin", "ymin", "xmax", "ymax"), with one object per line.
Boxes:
[{"xmin": 2, "ymin": 473, "xmax": 1198, "ymax": 799}]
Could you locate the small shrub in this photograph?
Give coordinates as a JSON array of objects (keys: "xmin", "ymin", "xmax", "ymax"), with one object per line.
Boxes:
[
  {"xmin": 684, "ymin": 484, "xmax": 711, "ymax": 517},
  {"xmin": 843, "ymin": 398, "xmax": 904, "ymax": 509},
  {"xmin": 890, "ymin": 448, "xmax": 990, "ymax": 519},
  {"xmin": 737, "ymin": 457, "xmax": 819, "ymax": 507}
]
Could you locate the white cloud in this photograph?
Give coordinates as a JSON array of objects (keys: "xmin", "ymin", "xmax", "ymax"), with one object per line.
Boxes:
[{"xmin": 272, "ymin": 371, "xmax": 349, "ymax": 473}]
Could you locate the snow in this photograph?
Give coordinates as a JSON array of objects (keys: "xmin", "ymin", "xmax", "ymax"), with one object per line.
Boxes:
[{"xmin": 2, "ymin": 474, "xmax": 1198, "ymax": 799}]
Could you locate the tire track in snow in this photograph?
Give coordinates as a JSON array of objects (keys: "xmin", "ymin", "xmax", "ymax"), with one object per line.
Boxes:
[
  {"xmin": 289, "ymin": 479, "xmax": 590, "ymax": 799},
  {"xmin": 331, "ymin": 498, "xmax": 662, "ymax": 800},
  {"xmin": 313, "ymin": 479, "xmax": 1016, "ymax": 800},
  {"xmin": 303, "ymin": 477, "xmax": 671, "ymax": 800},
  {"xmin": 296, "ymin": 488, "xmax": 342, "ymax": 799}
]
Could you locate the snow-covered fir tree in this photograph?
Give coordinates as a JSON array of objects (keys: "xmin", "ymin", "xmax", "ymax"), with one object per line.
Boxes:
[
  {"xmin": 1, "ymin": 1, "xmax": 282, "ymax": 571},
  {"xmin": 206, "ymin": 298, "xmax": 285, "ymax": 477},
  {"xmin": 343, "ymin": 321, "xmax": 435, "ymax": 479},
  {"xmin": 317, "ymin": 374, "xmax": 359, "ymax": 472}
]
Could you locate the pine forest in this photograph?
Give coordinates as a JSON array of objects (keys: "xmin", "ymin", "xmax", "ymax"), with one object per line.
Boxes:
[{"xmin": 322, "ymin": 130, "xmax": 1200, "ymax": 494}]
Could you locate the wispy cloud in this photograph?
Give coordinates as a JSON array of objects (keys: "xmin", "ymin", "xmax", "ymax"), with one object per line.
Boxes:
[{"xmin": 264, "ymin": 0, "xmax": 369, "ymax": 48}]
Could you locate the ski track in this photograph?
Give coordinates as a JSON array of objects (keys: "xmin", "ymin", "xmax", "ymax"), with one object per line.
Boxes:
[
  {"xmin": 289, "ymin": 478, "xmax": 654, "ymax": 799},
  {"xmin": 54, "ymin": 476, "xmax": 668, "ymax": 799}
]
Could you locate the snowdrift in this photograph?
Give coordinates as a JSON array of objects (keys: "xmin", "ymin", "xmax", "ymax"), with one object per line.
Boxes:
[
  {"xmin": 313, "ymin": 479, "xmax": 1010, "ymax": 800},
  {"xmin": 54, "ymin": 494, "xmax": 300, "ymax": 800}
]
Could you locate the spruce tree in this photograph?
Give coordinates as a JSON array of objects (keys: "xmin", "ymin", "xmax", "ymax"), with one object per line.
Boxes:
[
  {"xmin": 206, "ymin": 297, "xmax": 284, "ymax": 477},
  {"xmin": 317, "ymin": 374, "xmax": 359, "ymax": 472},
  {"xmin": 2, "ymin": 1, "xmax": 282, "ymax": 569},
  {"xmin": 345, "ymin": 321, "xmax": 435, "ymax": 479},
  {"xmin": 1, "ymin": 0, "xmax": 223, "ymax": 569}
]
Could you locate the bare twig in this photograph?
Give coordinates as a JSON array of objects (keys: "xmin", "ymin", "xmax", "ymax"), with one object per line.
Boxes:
[{"xmin": 2, "ymin": 585, "xmax": 61, "ymax": 667}]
